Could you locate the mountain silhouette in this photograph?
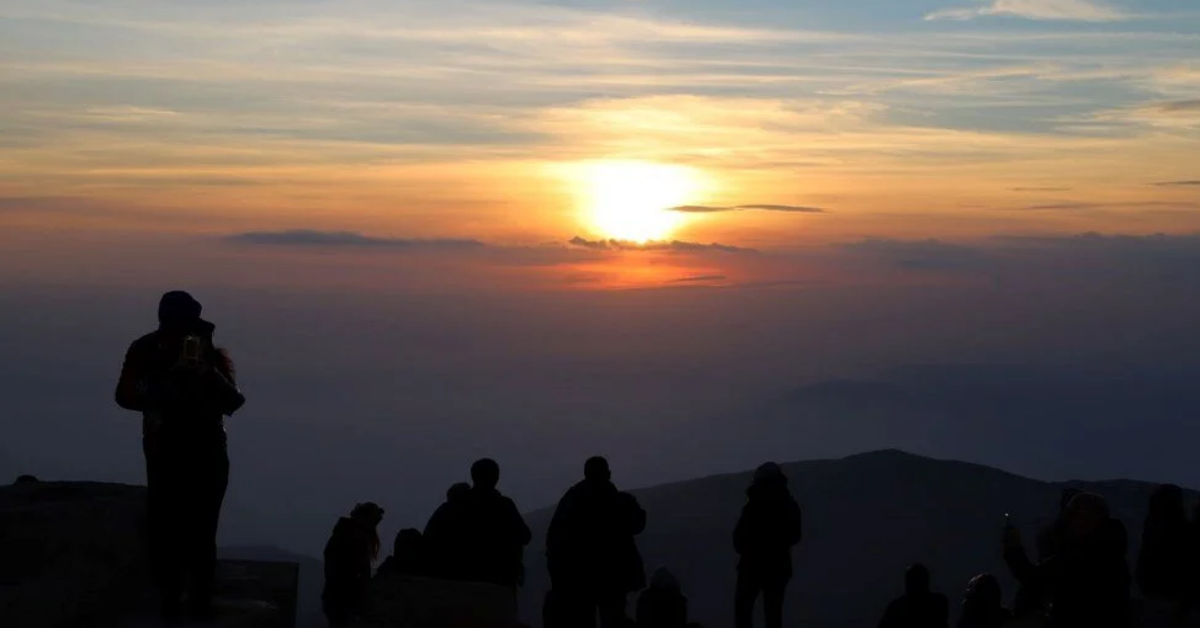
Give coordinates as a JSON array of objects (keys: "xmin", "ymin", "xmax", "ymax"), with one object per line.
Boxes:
[{"xmin": 520, "ymin": 449, "xmax": 1189, "ymax": 628}]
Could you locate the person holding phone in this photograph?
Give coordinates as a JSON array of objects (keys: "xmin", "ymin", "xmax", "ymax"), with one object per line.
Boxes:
[{"xmin": 115, "ymin": 290, "xmax": 245, "ymax": 621}]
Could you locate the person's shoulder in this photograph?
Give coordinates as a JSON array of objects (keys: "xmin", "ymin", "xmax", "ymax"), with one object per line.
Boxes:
[{"xmin": 128, "ymin": 332, "xmax": 158, "ymax": 352}]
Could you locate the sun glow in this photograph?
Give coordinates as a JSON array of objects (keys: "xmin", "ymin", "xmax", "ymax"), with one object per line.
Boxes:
[{"xmin": 578, "ymin": 161, "xmax": 703, "ymax": 242}]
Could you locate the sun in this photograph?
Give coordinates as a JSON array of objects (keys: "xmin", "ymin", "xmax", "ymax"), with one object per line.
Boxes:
[{"xmin": 579, "ymin": 161, "xmax": 702, "ymax": 242}]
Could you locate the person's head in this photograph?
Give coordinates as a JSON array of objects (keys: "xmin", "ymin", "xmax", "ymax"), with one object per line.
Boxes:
[
  {"xmin": 753, "ymin": 462, "xmax": 785, "ymax": 487},
  {"xmin": 351, "ymin": 501, "xmax": 385, "ymax": 525},
  {"xmin": 393, "ymin": 528, "xmax": 423, "ymax": 557},
  {"xmin": 1059, "ymin": 487, "xmax": 1083, "ymax": 512},
  {"xmin": 585, "ymin": 456, "xmax": 611, "ymax": 482},
  {"xmin": 905, "ymin": 564, "xmax": 931, "ymax": 596},
  {"xmin": 1148, "ymin": 484, "xmax": 1185, "ymax": 522},
  {"xmin": 447, "ymin": 482, "xmax": 471, "ymax": 502},
  {"xmin": 963, "ymin": 573, "xmax": 1002, "ymax": 609},
  {"xmin": 13, "ymin": 474, "xmax": 38, "ymax": 485},
  {"xmin": 471, "ymin": 458, "xmax": 501, "ymax": 490},
  {"xmin": 158, "ymin": 291, "xmax": 203, "ymax": 333},
  {"xmin": 1065, "ymin": 492, "xmax": 1109, "ymax": 539}
]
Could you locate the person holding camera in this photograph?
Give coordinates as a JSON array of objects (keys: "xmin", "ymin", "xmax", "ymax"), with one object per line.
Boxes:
[{"xmin": 115, "ymin": 290, "xmax": 246, "ymax": 621}]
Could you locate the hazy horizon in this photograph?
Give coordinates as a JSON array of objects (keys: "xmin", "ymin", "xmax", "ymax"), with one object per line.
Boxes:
[{"xmin": 3, "ymin": 0, "xmax": 1200, "ymax": 558}]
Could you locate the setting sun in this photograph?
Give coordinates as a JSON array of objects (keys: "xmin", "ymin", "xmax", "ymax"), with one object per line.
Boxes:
[{"xmin": 578, "ymin": 161, "xmax": 703, "ymax": 242}]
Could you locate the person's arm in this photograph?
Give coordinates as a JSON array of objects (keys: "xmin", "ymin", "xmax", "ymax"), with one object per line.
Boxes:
[
  {"xmin": 115, "ymin": 340, "xmax": 148, "ymax": 411},
  {"xmin": 787, "ymin": 499, "xmax": 804, "ymax": 547},
  {"xmin": 733, "ymin": 505, "xmax": 750, "ymax": 555},
  {"xmin": 626, "ymin": 493, "xmax": 647, "ymax": 536}
]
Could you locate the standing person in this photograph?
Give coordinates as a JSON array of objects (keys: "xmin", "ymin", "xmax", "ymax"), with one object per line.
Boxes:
[
  {"xmin": 323, "ymin": 502, "xmax": 385, "ymax": 627},
  {"xmin": 547, "ymin": 456, "xmax": 647, "ymax": 628},
  {"xmin": 1003, "ymin": 492, "xmax": 1131, "ymax": 628},
  {"xmin": 733, "ymin": 462, "xmax": 803, "ymax": 628},
  {"xmin": 878, "ymin": 564, "xmax": 950, "ymax": 628},
  {"xmin": 957, "ymin": 573, "xmax": 1011, "ymax": 628},
  {"xmin": 1136, "ymin": 484, "xmax": 1190, "ymax": 625},
  {"xmin": 424, "ymin": 482, "xmax": 473, "ymax": 580},
  {"xmin": 114, "ymin": 290, "xmax": 245, "ymax": 621},
  {"xmin": 461, "ymin": 458, "xmax": 532, "ymax": 588}
]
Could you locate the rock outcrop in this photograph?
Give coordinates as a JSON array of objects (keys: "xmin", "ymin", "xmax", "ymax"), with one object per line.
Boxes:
[
  {"xmin": 0, "ymin": 481, "xmax": 151, "ymax": 628},
  {"xmin": 356, "ymin": 574, "xmax": 520, "ymax": 628},
  {"xmin": 1, "ymin": 480, "xmax": 300, "ymax": 628}
]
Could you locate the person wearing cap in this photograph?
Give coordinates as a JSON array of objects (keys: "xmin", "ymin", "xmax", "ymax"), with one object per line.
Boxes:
[
  {"xmin": 114, "ymin": 290, "xmax": 245, "ymax": 621},
  {"xmin": 323, "ymin": 502, "xmax": 386, "ymax": 627},
  {"xmin": 733, "ymin": 462, "xmax": 803, "ymax": 628}
]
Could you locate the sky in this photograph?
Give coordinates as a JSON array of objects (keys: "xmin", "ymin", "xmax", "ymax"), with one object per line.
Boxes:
[{"xmin": 2, "ymin": 0, "xmax": 1200, "ymax": 557}]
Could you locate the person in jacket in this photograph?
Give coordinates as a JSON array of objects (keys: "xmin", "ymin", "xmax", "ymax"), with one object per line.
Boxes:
[
  {"xmin": 424, "ymin": 482, "xmax": 472, "ymax": 580},
  {"xmin": 377, "ymin": 528, "xmax": 426, "ymax": 577},
  {"xmin": 114, "ymin": 290, "xmax": 245, "ymax": 621},
  {"xmin": 878, "ymin": 564, "xmax": 949, "ymax": 628},
  {"xmin": 1137, "ymin": 485, "xmax": 1190, "ymax": 624},
  {"xmin": 323, "ymin": 502, "xmax": 385, "ymax": 627},
  {"xmin": 1003, "ymin": 492, "xmax": 1131, "ymax": 628},
  {"xmin": 733, "ymin": 462, "xmax": 803, "ymax": 628},
  {"xmin": 637, "ymin": 567, "xmax": 688, "ymax": 628},
  {"xmin": 957, "ymin": 573, "xmax": 1011, "ymax": 628},
  {"xmin": 461, "ymin": 458, "xmax": 532, "ymax": 588},
  {"xmin": 547, "ymin": 456, "xmax": 647, "ymax": 628}
]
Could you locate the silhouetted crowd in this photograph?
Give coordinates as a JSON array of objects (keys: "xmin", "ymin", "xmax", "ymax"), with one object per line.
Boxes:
[{"xmin": 112, "ymin": 291, "xmax": 1200, "ymax": 628}]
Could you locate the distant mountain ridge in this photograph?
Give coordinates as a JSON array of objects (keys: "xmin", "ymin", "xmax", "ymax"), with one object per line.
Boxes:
[{"xmin": 520, "ymin": 449, "xmax": 1193, "ymax": 628}]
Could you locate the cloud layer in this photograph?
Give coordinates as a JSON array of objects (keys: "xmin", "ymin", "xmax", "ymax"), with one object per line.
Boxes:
[
  {"xmin": 669, "ymin": 204, "xmax": 827, "ymax": 214},
  {"xmin": 926, "ymin": 0, "xmax": 1130, "ymax": 22}
]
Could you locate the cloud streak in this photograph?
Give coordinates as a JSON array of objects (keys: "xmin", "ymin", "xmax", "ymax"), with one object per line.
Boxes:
[
  {"xmin": 669, "ymin": 204, "xmax": 826, "ymax": 214},
  {"xmin": 1154, "ymin": 181, "xmax": 1200, "ymax": 187},
  {"xmin": 926, "ymin": 0, "xmax": 1130, "ymax": 22},
  {"xmin": 227, "ymin": 230, "xmax": 487, "ymax": 249},
  {"xmin": 568, "ymin": 236, "xmax": 757, "ymax": 254}
]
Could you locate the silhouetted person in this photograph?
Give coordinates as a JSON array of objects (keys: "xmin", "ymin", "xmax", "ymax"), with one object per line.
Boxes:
[
  {"xmin": 1137, "ymin": 485, "xmax": 1190, "ymax": 623},
  {"xmin": 13, "ymin": 474, "xmax": 38, "ymax": 485},
  {"xmin": 114, "ymin": 290, "xmax": 245, "ymax": 621},
  {"xmin": 378, "ymin": 528, "xmax": 426, "ymax": 577},
  {"xmin": 1004, "ymin": 492, "xmax": 1131, "ymax": 628},
  {"xmin": 323, "ymin": 502, "xmax": 384, "ymax": 627},
  {"xmin": 1038, "ymin": 488, "xmax": 1083, "ymax": 563},
  {"xmin": 461, "ymin": 458, "xmax": 532, "ymax": 588},
  {"xmin": 547, "ymin": 456, "xmax": 647, "ymax": 628},
  {"xmin": 637, "ymin": 567, "xmax": 688, "ymax": 628},
  {"xmin": 733, "ymin": 462, "xmax": 803, "ymax": 628},
  {"xmin": 878, "ymin": 564, "xmax": 949, "ymax": 628},
  {"xmin": 424, "ymin": 482, "xmax": 472, "ymax": 580},
  {"xmin": 957, "ymin": 574, "xmax": 1011, "ymax": 628}
]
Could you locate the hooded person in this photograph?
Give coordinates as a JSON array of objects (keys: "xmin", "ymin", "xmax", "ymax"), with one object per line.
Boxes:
[
  {"xmin": 636, "ymin": 567, "xmax": 688, "ymax": 628},
  {"xmin": 1004, "ymin": 492, "xmax": 1131, "ymax": 628},
  {"xmin": 733, "ymin": 462, "xmax": 803, "ymax": 628},
  {"xmin": 957, "ymin": 574, "xmax": 1011, "ymax": 628},
  {"xmin": 546, "ymin": 456, "xmax": 647, "ymax": 628},
  {"xmin": 424, "ymin": 482, "xmax": 473, "ymax": 580},
  {"xmin": 113, "ymin": 290, "xmax": 245, "ymax": 621},
  {"xmin": 323, "ymin": 502, "xmax": 385, "ymax": 627},
  {"xmin": 878, "ymin": 564, "xmax": 950, "ymax": 628}
]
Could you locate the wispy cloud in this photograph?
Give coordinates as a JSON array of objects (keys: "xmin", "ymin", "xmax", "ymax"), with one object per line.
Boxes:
[
  {"xmin": 669, "ymin": 204, "xmax": 826, "ymax": 214},
  {"xmin": 228, "ymin": 230, "xmax": 487, "ymax": 249},
  {"xmin": 926, "ymin": 0, "xmax": 1131, "ymax": 22},
  {"xmin": 1158, "ymin": 100, "xmax": 1200, "ymax": 114},
  {"xmin": 1012, "ymin": 187, "xmax": 1072, "ymax": 192},
  {"xmin": 1154, "ymin": 180, "xmax": 1200, "ymax": 187},
  {"xmin": 568, "ymin": 236, "xmax": 756, "ymax": 254},
  {"xmin": 671, "ymin": 274, "xmax": 728, "ymax": 283}
]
